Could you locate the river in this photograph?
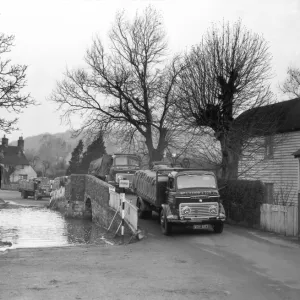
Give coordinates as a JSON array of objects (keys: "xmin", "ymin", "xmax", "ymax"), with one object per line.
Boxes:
[{"xmin": 0, "ymin": 203, "xmax": 114, "ymax": 252}]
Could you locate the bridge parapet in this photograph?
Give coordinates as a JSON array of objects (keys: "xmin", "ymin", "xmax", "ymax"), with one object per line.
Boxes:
[{"xmin": 50, "ymin": 174, "xmax": 135, "ymax": 237}]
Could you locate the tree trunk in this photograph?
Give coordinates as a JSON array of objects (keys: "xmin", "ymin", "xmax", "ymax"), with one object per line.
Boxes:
[
  {"xmin": 219, "ymin": 133, "xmax": 240, "ymax": 180},
  {"xmin": 145, "ymin": 129, "xmax": 168, "ymax": 167},
  {"xmin": 149, "ymin": 148, "xmax": 165, "ymax": 164}
]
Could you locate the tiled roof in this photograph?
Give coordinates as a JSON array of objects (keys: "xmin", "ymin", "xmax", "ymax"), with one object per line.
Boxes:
[
  {"xmin": 0, "ymin": 145, "xmax": 29, "ymax": 166},
  {"xmin": 234, "ymin": 97, "xmax": 300, "ymax": 135}
]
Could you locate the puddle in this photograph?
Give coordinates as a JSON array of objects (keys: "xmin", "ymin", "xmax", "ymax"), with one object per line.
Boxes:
[{"xmin": 0, "ymin": 206, "xmax": 113, "ymax": 251}]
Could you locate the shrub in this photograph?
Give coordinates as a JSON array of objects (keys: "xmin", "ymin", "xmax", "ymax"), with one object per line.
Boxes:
[{"xmin": 218, "ymin": 179, "xmax": 264, "ymax": 227}]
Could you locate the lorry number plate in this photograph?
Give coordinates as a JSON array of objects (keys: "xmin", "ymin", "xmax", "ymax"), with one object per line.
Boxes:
[{"xmin": 193, "ymin": 225, "xmax": 209, "ymax": 230}]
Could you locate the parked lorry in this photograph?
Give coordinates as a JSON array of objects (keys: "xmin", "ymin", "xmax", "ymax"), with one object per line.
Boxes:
[
  {"xmin": 19, "ymin": 177, "xmax": 51, "ymax": 200},
  {"xmin": 88, "ymin": 153, "xmax": 141, "ymax": 191},
  {"xmin": 132, "ymin": 166, "xmax": 226, "ymax": 235}
]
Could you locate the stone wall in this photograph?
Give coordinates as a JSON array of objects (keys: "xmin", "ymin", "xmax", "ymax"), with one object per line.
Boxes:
[
  {"xmin": 70, "ymin": 174, "xmax": 86, "ymax": 202},
  {"xmin": 85, "ymin": 175, "xmax": 131, "ymax": 233},
  {"xmin": 50, "ymin": 174, "xmax": 132, "ymax": 235}
]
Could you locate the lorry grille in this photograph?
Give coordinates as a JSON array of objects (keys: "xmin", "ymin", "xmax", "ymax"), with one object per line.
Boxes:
[{"xmin": 179, "ymin": 202, "xmax": 219, "ymax": 218}]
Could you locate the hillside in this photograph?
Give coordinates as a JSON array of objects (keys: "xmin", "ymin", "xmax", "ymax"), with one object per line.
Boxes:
[{"xmin": 10, "ymin": 130, "xmax": 119, "ymax": 155}]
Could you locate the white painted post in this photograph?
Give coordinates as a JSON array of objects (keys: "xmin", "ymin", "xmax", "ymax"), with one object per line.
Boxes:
[{"xmin": 120, "ymin": 193, "xmax": 126, "ymax": 244}]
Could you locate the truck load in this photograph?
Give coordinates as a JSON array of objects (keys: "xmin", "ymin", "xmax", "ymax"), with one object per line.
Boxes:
[
  {"xmin": 19, "ymin": 177, "xmax": 51, "ymax": 200},
  {"xmin": 132, "ymin": 167, "xmax": 226, "ymax": 235},
  {"xmin": 88, "ymin": 153, "xmax": 141, "ymax": 191},
  {"xmin": 132, "ymin": 166, "xmax": 173, "ymax": 206},
  {"xmin": 88, "ymin": 154, "xmax": 114, "ymax": 181}
]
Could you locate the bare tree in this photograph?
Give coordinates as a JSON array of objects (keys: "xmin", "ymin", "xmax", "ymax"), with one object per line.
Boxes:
[
  {"xmin": 3, "ymin": 165, "xmax": 15, "ymax": 184},
  {"xmin": 174, "ymin": 20, "xmax": 275, "ymax": 179},
  {"xmin": 42, "ymin": 160, "xmax": 51, "ymax": 177},
  {"xmin": 0, "ymin": 33, "xmax": 35, "ymax": 133},
  {"xmin": 50, "ymin": 7, "xmax": 182, "ymax": 165},
  {"xmin": 280, "ymin": 67, "xmax": 300, "ymax": 98},
  {"xmin": 26, "ymin": 150, "xmax": 40, "ymax": 170}
]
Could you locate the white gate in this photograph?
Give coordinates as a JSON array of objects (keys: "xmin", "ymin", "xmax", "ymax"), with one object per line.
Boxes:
[{"xmin": 109, "ymin": 188, "xmax": 138, "ymax": 232}]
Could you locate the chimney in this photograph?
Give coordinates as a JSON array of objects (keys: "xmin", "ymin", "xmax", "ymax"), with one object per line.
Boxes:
[
  {"xmin": 18, "ymin": 136, "xmax": 24, "ymax": 151},
  {"xmin": 2, "ymin": 135, "xmax": 8, "ymax": 147}
]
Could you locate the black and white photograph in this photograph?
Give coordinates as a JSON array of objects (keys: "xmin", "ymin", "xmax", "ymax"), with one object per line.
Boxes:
[{"xmin": 0, "ymin": 0, "xmax": 300, "ymax": 299}]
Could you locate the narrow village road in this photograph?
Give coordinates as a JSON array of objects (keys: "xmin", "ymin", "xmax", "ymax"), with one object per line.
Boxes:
[
  {"xmin": 0, "ymin": 189, "xmax": 49, "ymax": 207},
  {"xmin": 1, "ymin": 190, "xmax": 300, "ymax": 299}
]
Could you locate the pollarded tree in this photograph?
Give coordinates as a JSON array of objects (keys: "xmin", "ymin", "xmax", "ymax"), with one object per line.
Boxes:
[
  {"xmin": 175, "ymin": 20, "xmax": 275, "ymax": 179},
  {"xmin": 66, "ymin": 140, "xmax": 84, "ymax": 175},
  {"xmin": 50, "ymin": 6, "xmax": 181, "ymax": 165},
  {"xmin": 0, "ymin": 33, "xmax": 35, "ymax": 132},
  {"xmin": 280, "ymin": 67, "xmax": 300, "ymax": 98}
]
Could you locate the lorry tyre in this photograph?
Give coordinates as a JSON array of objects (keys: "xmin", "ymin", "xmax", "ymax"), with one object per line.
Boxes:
[
  {"xmin": 213, "ymin": 223, "xmax": 224, "ymax": 234},
  {"xmin": 137, "ymin": 197, "xmax": 151, "ymax": 219},
  {"xmin": 160, "ymin": 209, "xmax": 172, "ymax": 236},
  {"xmin": 157, "ymin": 209, "xmax": 162, "ymax": 224}
]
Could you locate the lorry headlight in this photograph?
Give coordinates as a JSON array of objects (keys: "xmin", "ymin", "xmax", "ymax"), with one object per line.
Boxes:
[{"xmin": 182, "ymin": 206, "xmax": 191, "ymax": 215}]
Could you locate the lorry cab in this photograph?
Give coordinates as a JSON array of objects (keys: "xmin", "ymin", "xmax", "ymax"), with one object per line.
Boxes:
[
  {"xmin": 132, "ymin": 166, "xmax": 226, "ymax": 236},
  {"xmin": 108, "ymin": 153, "xmax": 141, "ymax": 190},
  {"xmin": 160, "ymin": 169, "xmax": 225, "ymax": 235}
]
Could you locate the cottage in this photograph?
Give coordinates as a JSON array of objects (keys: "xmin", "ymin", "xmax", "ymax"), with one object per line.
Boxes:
[
  {"xmin": 238, "ymin": 97, "xmax": 300, "ymax": 206},
  {"xmin": 0, "ymin": 136, "xmax": 37, "ymax": 185}
]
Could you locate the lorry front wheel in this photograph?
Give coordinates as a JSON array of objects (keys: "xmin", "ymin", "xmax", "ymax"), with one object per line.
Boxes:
[
  {"xmin": 213, "ymin": 223, "xmax": 224, "ymax": 234},
  {"xmin": 160, "ymin": 209, "xmax": 172, "ymax": 236}
]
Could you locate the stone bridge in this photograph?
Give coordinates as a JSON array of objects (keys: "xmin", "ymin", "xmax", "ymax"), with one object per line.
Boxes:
[{"xmin": 50, "ymin": 174, "xmax": 135, "ymax": 237}]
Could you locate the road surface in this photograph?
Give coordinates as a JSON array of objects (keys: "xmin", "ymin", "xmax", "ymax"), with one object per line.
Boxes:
[
  {"xmin": 1, "ymin": 190, "xmax": 300, "ymax": 299},
  {"xmin": 0, "ymin": 189, "xmax": 50, "ymax": 207}
]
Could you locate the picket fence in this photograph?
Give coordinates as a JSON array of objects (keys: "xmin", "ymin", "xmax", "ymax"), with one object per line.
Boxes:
[
  {"xmin": 109, "ymin": 188, "xmax": 138, "ymax": 232},
  {"xmin": 260, "ymin": 204, "xmax": 298, "ymax": 237}
]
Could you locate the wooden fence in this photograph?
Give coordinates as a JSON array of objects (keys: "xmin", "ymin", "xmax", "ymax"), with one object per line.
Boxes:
[
  {"xmin": 109, "ymin": 188, "xmax": 138, "ymax": 232},
  {"xmin": 260, "ymin": 204, "xmax": 298, "ymax": 237}
]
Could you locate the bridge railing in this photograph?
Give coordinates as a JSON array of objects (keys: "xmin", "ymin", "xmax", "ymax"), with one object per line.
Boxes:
[{"xmin": 109, "ymin": 188, "xmax": 138, "ymax": 232}]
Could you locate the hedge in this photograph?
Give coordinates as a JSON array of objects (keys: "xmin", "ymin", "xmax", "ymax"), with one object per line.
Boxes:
[{"xmin": 218, "ymin": 179, "xmax": 264, "ymax": 227}]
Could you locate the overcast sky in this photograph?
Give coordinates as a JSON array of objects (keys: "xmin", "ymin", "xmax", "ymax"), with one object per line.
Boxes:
[{"xmin": 1, "ymin": 0, "xmax": 300, "ymax": 142}]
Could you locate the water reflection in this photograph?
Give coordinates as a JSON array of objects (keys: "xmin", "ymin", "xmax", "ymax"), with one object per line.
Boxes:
[{"xmin": 0, "ymin": 207, "xmax": 110, "ymax": 251}]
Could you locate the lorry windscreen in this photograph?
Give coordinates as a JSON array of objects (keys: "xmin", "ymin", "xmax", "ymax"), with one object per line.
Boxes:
[
  {"xmin": 114, "ymin": 156, "xmax": 139, "ymax": 166},
  {"xmin": 177, "ymin": 174, "xmax": 216, "ymax": 189}
]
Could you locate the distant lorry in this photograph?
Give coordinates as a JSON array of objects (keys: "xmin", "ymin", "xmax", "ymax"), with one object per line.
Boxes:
[
  {"xmin": 88, "ymin": 153, "xmax": 141, "ymax": 191},
  {"xmin": 132, "ymin": 166, "xmax": 226, "ymax": 235},
  {"xmin": 19, "ymin": 177, "xmax": 51, "ymax": 200}
]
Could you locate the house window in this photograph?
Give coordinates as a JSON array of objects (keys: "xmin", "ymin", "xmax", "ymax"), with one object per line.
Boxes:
[
  {"xmin": 264, "ymin": 183, "xmax": 274, "ymax": 204},
  {"xmin": 20, "ymin": 165, "xmax": 24, "ymax": 169},
  {"xmin": 19, "ymin": 175, "xmax": 28, "ymax": 180},
  {"xmin": 264, "ymin": 136, "xmax": 274, "ymax": 159}
]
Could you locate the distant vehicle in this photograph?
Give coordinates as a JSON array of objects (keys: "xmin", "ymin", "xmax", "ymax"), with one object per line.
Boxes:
[
  {"xmin": 88, "ymin": 153, "xmax": 141, "ymax": 191},
  {"xmin": 132, "ymin": 166, "xmax": 226, "ymax": 235},
  {"xmin": 19, "ymin": 177, "xmax": 51, "ymax": 200}
]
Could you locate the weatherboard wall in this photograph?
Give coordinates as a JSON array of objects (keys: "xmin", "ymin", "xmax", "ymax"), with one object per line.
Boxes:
[{"xmin": 239, "ymin": 131, "xmax": 300, "ymax": 205}]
